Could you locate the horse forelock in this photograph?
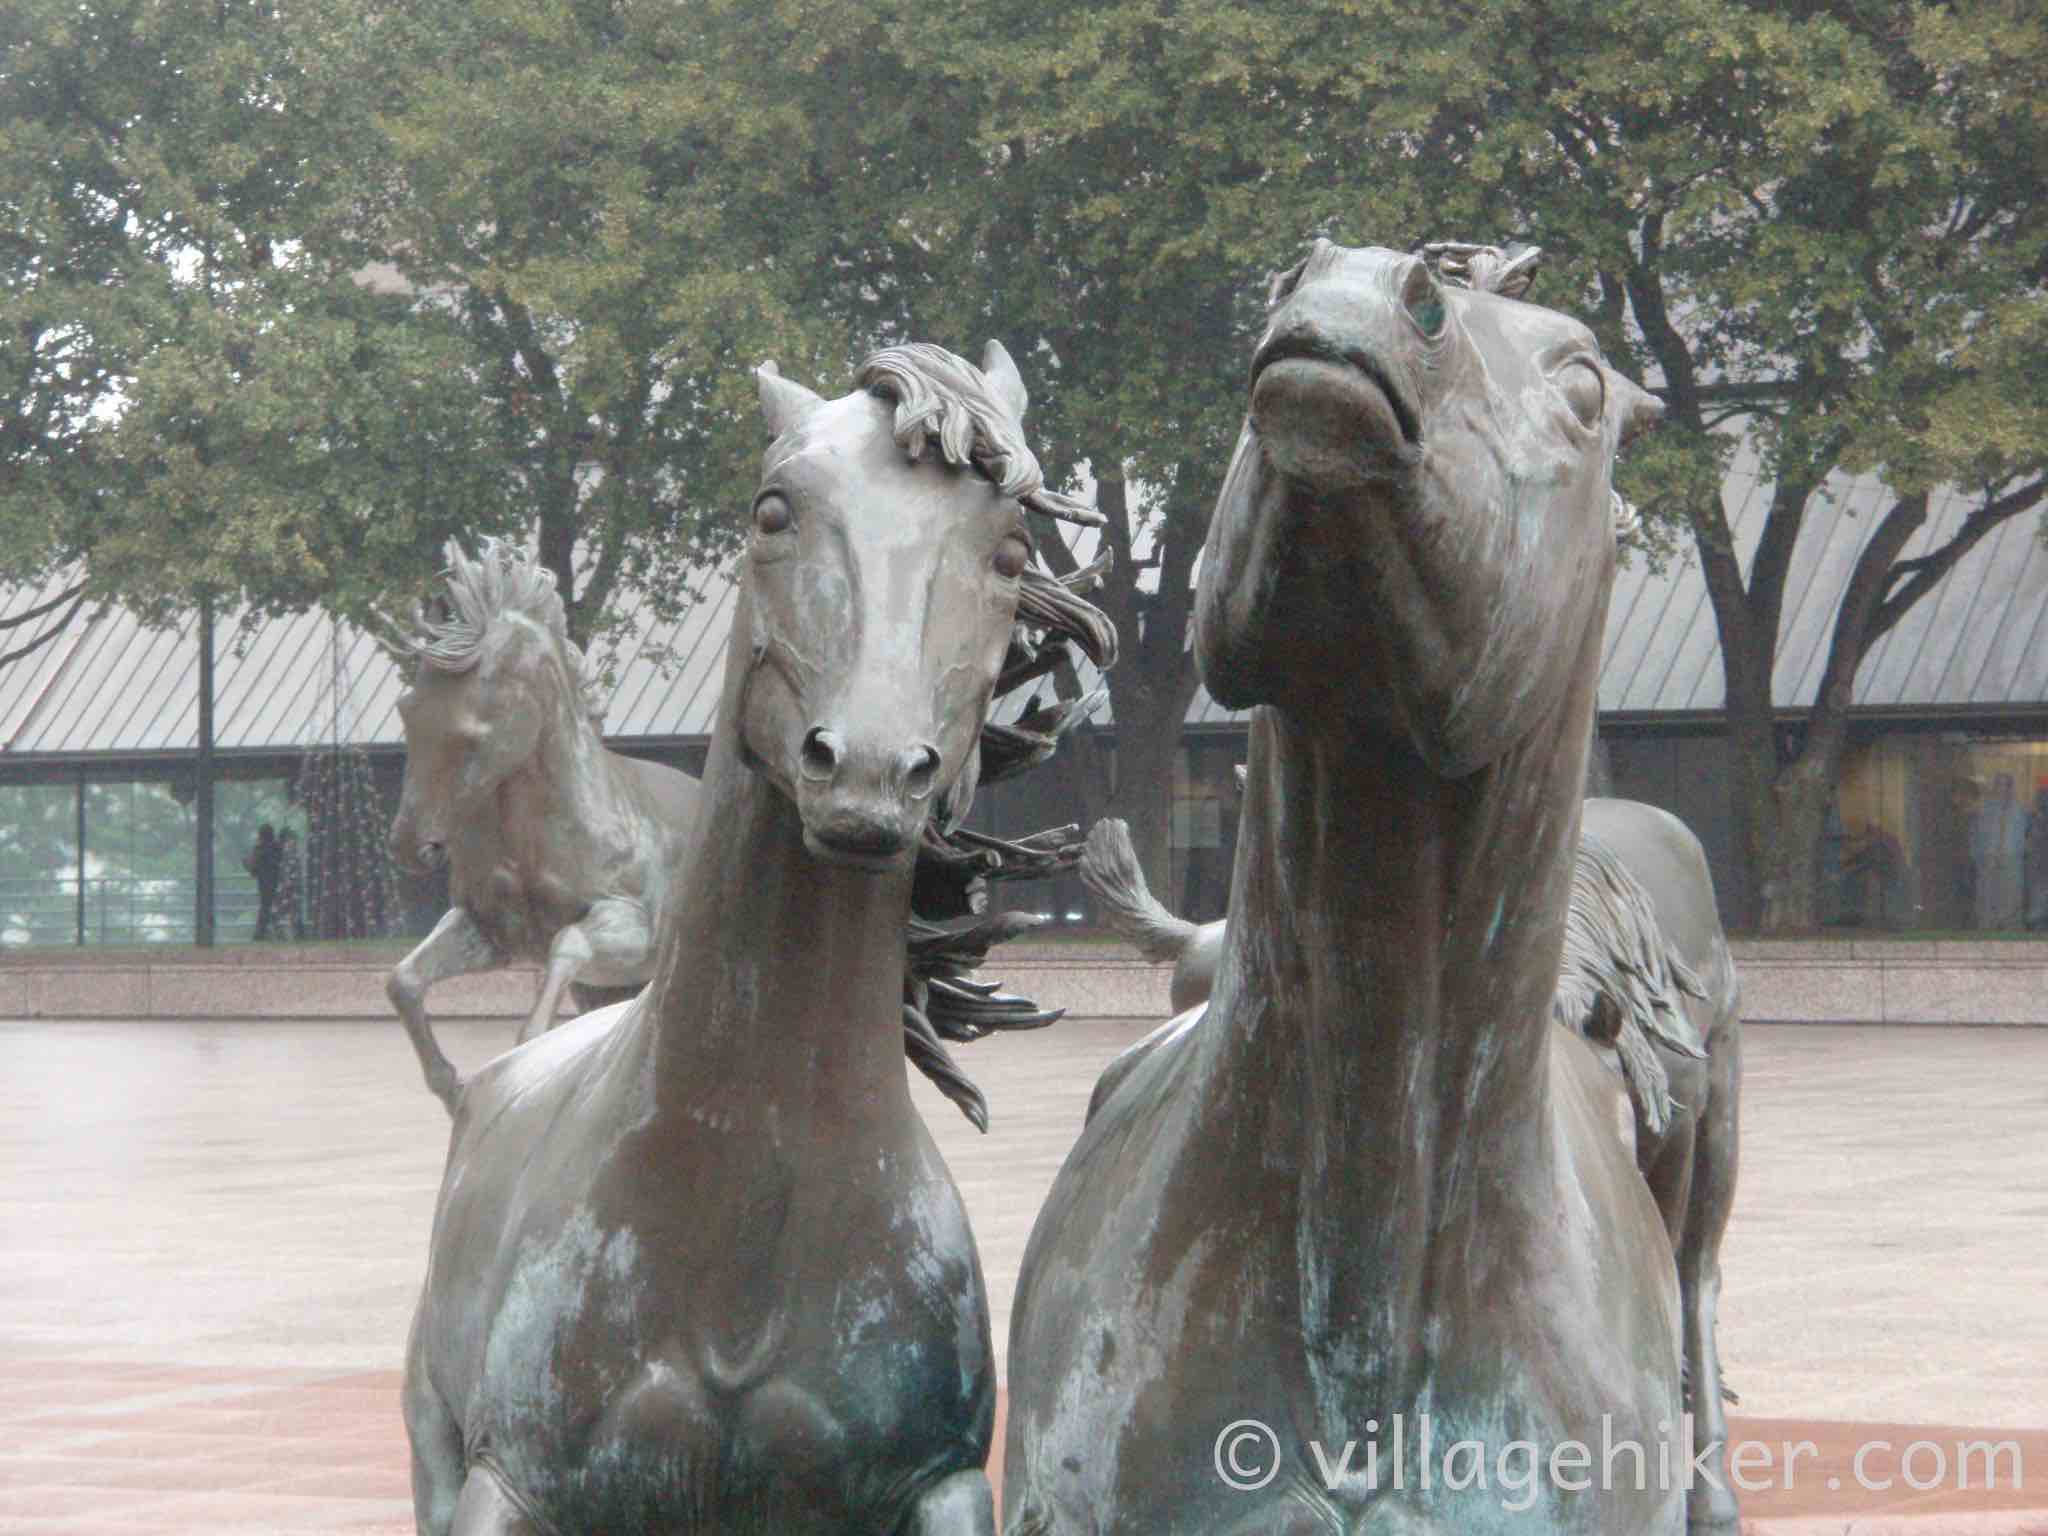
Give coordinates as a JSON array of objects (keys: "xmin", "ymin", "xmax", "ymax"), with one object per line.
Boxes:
[
  {"xmin": 411, "ymin": 540, "xmax": 592, "ymax": 710},
  {"xmin": 852, "ymin": 344, "xmax": 1098, "ymax": 527}
]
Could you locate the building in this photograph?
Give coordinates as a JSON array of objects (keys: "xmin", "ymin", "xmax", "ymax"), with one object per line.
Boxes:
[{"xmin": 4, "ymin": 450, "xmax": 2046, "ymax": 943}]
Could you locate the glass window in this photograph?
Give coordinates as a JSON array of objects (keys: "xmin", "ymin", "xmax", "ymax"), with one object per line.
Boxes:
[
  {"xmin": 0, "ymin": 783, "xmax": 84, "ymax": 946},
  {"xmin": 216, "ymin": 779, "xmax": 307, "ymax": 942},
  {"xmin": 1169, "ymin": 741, "xmax": 1239, "ymax": 924},
  {"xmin": 1822, "ymin": 732, "xmax": 2048, "ymax": 934}
]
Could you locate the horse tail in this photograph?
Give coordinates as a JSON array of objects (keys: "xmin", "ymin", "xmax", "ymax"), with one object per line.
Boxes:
[{"xmin": 1078, "ymin": 818, "xmax": 1200, "ymax": 964}]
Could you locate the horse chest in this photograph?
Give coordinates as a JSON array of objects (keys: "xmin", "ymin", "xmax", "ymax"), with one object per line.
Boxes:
[
  {"xmin": 469, "ymin": 1173, "xmax": 992, "ymax": 1533},
  {"xmin": 456, "ymin": 863, "xmax": 583, "ymax": 955},
  {"xmin": 1012, "ymin": 1037, "xmax": 1678, "ymax": 1534}
]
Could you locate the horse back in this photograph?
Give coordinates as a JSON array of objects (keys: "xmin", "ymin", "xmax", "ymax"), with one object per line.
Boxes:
[{"xmin": 610, "ymin": 749, "xmax": 701, "ymax": 835}]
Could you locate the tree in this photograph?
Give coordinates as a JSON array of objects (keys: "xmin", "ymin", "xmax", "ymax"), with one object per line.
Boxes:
[
  {"xmin": 846, "ymin": 0, "xmax": 1441, "ymax": 902},
  {"xmin": 1340, "ymin": 0, "xmax": 2047, "ymax": 928},
  {"xmin": 3, "ymin": 0, "xmax": 865, "ymax": 646},
  {"xmin": 324, "ymin": 0, "xmax": 935, "ymax": 645},
  {"xmin": 2, "ymin": 0, "xmax": 526, "ymax": 631}
]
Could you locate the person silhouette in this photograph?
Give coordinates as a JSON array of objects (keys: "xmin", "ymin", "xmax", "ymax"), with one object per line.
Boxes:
[
  {"xmin": 275, "ymin": 829, "xmax": 305, "ymax": 941},
  {"xmin": 244, "ymin": 824, "xmax": 282, "ymax": 940}
]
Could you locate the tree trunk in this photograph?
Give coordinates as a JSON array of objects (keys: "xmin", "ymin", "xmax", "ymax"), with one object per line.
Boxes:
[
  {"xmin": 1757, "ymin": 763, "xmax": 1833, "ymax": 931},
  {"xmin": 1726, "ymin": 695, "xmax": 1857, "ymax": 933}
]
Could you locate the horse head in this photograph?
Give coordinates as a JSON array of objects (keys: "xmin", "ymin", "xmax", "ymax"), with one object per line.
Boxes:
[
  {"xmin": 388, "ymin": 540, "xmax": 589, "ymax": 875},
  {"xmin": 1195, "ymin": 238, "xmax": 1661, "ymax": 776},
  {"xmin": 734, "ymin": 340, "xmax": 1095, "ymax": 871}
]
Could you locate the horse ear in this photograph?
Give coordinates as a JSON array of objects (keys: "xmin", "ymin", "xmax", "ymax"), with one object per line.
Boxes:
[
  {"xmin": 981, "ymin": 340, "xmax": 1029, "ymax": 424},
  {"xmin": 757, "ymin": 361, "xmax": 826, "ymax": 439},
  {"xmin": 1613, "ymin": 373, "xmax": 1665, "ymax": 448}
]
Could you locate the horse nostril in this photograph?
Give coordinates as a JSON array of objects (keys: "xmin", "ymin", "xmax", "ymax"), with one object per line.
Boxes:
[
  {"xmin": 800, "ymin": 727, "xmax": 843, "ymax": 782},
  {"xmin": 419, "ymin": 841, "xmax": 446, "ymax": 871},
  {"xmin": 896, "ymin": 744, "xmax": 940, "ymax": 802}
]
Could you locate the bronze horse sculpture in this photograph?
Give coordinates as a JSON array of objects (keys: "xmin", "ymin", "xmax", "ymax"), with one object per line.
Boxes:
[
  {"xmin": 385, "ymin": 540, "xmax": 700, "ymax": 1112},
  {"xmin": 1005, "ymin": 241, "xmax": 1692, "ymax": 1534},
  {"xmin": 1080, "ymin": 794, "xmax": 1744, "ymax": 1530},
  {"xmin": 405, "ymin": 340, "xmax": 1108, "ymax": 1535},
  {"xmin": 386, "ymin": 539, "xmax": 1109, "ymax": 1123}
]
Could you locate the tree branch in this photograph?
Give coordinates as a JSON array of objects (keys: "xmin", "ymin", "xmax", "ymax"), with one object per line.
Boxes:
[
  {"xmin": 1867, "ymin": 476, "xmax": 2048, "ymax": 647},
  {"xmin": 0, "ymin": 589, "xmax": 87, "ymax": 669},
  {"xmin": 0, "ymin": 581, "xmax": 88, "ymax": 632},
  {"xmin": 1744, "ymin": 470, "xmax": 1821, "ymax": 648},
  {"xmin": 1800, "ymin": 491, "xmax": 1933, "ymax": 770}
]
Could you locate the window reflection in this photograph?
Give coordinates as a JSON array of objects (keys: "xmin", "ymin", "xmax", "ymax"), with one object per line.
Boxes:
[{"xmin": 1822, "ymin": 734, "xmax": 2048, "ymax": 934}]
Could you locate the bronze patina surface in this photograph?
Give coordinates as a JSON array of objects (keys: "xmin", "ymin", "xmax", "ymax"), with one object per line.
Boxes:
[
  {"xmin": 1004, "ymin": 241, "xmax": 1685, "ymax": 1535},
  {"xmin": 404, "ymin": 342, "xmax": 1104, "ymax": 1535},
  {"xmin": 1083, "ymin": 795, "xmax": 1746, "ymax": 1531}
]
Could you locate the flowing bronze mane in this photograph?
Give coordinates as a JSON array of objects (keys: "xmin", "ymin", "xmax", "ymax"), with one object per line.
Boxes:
[
  {"xmin": 411, "ymin": 539, "xmax": 606, "ymax": 721},
  {"xmin": 848, "ymin": 345, "xmax": 1118, "ymax": 1125},
  {"xmin": 1552, "ymin": 829, "xmax": 1709, "ymax": 1135}
]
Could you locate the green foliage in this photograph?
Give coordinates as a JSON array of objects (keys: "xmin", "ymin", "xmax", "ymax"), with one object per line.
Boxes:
[
  {"xmin": 9, "ymin": 0, "xmax": 2042, "ymax": 929},
  {"xmin": 2, "ymin": 0, "xmax": 524, "ymax": 631},
  {"xmin": 1343, "ymin": 0, "xmax": 2046, "ymax": 926}
]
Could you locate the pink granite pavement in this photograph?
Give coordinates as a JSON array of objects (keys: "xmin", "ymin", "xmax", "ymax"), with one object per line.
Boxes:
[{"xmin": 2, "ymin": 1016, "xmax": 2043, "ymax": 1533}]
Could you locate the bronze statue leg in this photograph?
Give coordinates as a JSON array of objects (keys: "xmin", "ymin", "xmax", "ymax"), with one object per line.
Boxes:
[
  {"xmin": 519, "ymin": 897, "xmax": 651, "ymax": 1044},
  {"xmin": 387, "ymin": 907, "xmax": 504, "ymax": 1113},
  {"xmin": 404, "ymin": 1358, "xmax": 467, "ymax": 1536},
  {"xmin": 1642, "ymin": 1095, "xmax": 1698, "ymax": 1255},
  {"xmin": 906, "ymin": 1468, "xmax": 995, "ymax": 1535},
  {"xmin": 1681, "ymin": 1019, "xmax": 1743, "ymax": 1534},
  {"xmin": 446, "ymin": 1468, "xmax": 542, "ymax": 1536}
]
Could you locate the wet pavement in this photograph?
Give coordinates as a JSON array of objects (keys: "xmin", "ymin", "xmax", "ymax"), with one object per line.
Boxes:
[{"xmin": 2, "ymin": 1016, "xmax": 2045, "ymax": 1532}]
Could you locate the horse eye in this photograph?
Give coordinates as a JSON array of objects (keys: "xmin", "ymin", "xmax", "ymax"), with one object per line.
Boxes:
[
  {"xmin": 754, "ymin": 493, "xmax": 793, "ymax": 535},
  {"xmin": 993, "ymin": 535, "xmax": 1030, "ymax": 580},
  {"xmin": 1557, "ymin": 361, "xmax": 1606, "ymax": 429},
  {"xmin": 1402, "ymin": 264, "xmax": 1448, "ymax": 339}
]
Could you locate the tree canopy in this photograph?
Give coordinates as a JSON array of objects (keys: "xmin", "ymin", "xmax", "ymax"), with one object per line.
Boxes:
[
  {"xmin": 8, "ymin": 0, "xmax": 2042, "ymax": 924},
  {"xmin": 1350, "ymin": 0, "xmax": 2048, "ymax": 925},
  {"xmin": 3, "ymin": 0, "xmax": 513, "ymax": 628}
]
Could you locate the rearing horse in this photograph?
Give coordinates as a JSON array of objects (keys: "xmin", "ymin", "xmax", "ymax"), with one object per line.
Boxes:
[
  {"xmin": 405, "ymin": 340, "xmax": 1106, "ymax": 1535},
  {"xmin": 1005, "ymin": 241, "xmax": 1683, "ymax": 1535},
  {"xmin": 385, "ymin": 540, "xmax": 699, "ymax": 1112}
]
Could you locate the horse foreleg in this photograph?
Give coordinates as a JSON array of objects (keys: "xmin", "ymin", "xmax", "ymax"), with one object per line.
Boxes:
[
  {"xmin": 404, "ymin": 1347, "xmax": 466, "ymax": 1536},
  {"xmin": 521, "ymin": 897, "xmax": 651, "ymax": 1044},
  {"xmin": 906, "ymin": 1468, "xmax": 996, "ymax": 1535},
  {"xmin": 387, "ymin": 908, "xmax": 504, "ymax": 1113},
  {"xmin": 447, "ymin": 1468, "xmax": 543, "ymax": 1536},
  {"xmin": 1680, "ymin": 1017, "xmax": 1744, "ymax": 1535}
]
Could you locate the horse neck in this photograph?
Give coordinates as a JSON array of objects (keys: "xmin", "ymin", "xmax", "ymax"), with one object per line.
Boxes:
[
  {"xmin": 1198, "ymin": 677, "xmax": 1592, "ymax": 1375},
  {"xmin": 626, "ymin": 720, "xmax": 913, "ymax": 1126},
  {"xmin": 491, "ymin": 668, "xmax": 624, "ymax": 846}
]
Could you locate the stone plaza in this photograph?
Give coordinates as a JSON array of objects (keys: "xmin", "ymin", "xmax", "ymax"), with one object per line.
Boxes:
[{"xmin": 1, "ymin": 1013, "xmax": 2044, "ymax": 1533}]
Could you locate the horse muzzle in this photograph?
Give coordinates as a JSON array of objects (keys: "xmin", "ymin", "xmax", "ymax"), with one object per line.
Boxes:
[{"xmin": 793, "ymin": 726, "xmax": 941, "ymax": 871}]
